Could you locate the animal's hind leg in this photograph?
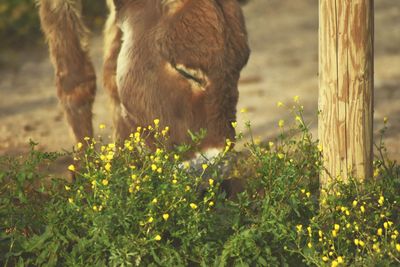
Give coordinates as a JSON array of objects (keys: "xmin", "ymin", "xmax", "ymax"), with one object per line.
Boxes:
[
  {"xmin": 39, "ymin": 0, "xmax": 96, "ymax": 143},
  {"xmin": 103, "ymin": 0, "xmax": 130, "ymax": 141}
]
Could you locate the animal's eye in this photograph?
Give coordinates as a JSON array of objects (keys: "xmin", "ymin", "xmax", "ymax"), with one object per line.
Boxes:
[
  {"xmin": 173, "ymin": 64, "xmax": 208, "ymax": 88},
  {"xmin": 175, "ymin": 66, "xmax": 203, "ymax": 85}
]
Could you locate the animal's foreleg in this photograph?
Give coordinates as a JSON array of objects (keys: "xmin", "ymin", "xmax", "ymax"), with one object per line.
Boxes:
[
  {"xmin": 103, "ymin": 0, "xmax": 130, "ymax": 141},
  {"xmin": 39, "ymin": 0, "xmax": 96, "ymax": 143}
]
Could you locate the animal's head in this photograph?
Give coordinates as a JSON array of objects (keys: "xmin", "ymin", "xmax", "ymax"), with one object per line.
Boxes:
[{"xmin": 113, "ymin": 0, "xmax": 250, "ymax": 153}]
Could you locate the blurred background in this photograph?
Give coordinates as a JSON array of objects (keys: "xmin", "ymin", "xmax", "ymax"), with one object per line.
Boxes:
[{"xmin": 0, "ymin": 0, "xmax": 399, "ymax": 161}]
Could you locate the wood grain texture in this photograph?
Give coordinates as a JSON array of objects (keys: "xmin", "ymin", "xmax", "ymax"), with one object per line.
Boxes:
[{"xmin": 318, "ymin": 0, "xmax": 374, "ymax": 185}]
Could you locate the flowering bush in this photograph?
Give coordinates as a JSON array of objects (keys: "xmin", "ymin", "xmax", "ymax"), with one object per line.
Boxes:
[{"xmin": 1, "ymin": 101, "xmax": 399, "ymax": 266}]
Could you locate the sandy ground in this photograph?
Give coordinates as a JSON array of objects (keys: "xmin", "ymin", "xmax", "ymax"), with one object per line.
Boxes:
[{"xmin": 1, "ymin": 0, "xmax": 399, "ymax": 164}]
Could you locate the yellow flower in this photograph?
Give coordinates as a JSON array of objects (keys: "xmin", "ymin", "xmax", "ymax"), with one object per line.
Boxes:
[
  {"xmin": 277, "ymin": 101, "xmax": 284, "ymax": 107},
  {"xmin": 65, "ymin": 185, "xmax": 71, "ymax": 191},
  {"xmin": 162, "ymin": 213, "xmax": 169, "ymax": 221},
  {"xmin": 396, "ymin": 243, "xmax": 400, "ymax": 252},
  {"xmin": 209, "ymin": 179, "xmax": 214, "ymax": 186},
  {"xmin": 295, "ymin": 116, "xmax": 302, "ymax": 122},
  {"xmin": 93, "ymin": 205, "xmax": 98, "ymax": 211},
  {"xmin": 190, "ymin": 203, "xmax": 198, "ymax": 210},
  {"xmin": 378, "ymin": 196, "xmax": 384, "ymax": 206},
  {"xmin": 106, "ymin": 152, "xmax": 114, "ymax": 160},
  {"xmin": 383, "ymin": 222, "xmax": 389, "ymax": 229},
  {"xmin": 293, "ymin": 95, "xmax": 300, "ymax": 102},
  {"xmin": 360, "ymin": 205, "xmax": 365, "ymax": 213},
  {"xmin": 99, "ymin": 123, "xmax": 106, "ymax": 129},
  {"xmin": 352, "ymin": 200, "xmax": 358, "ymax": 207},
  {"xmin": 148, "ymin": 217, "xmax": 154, "ymax": 223},
  {"xmin": 76, "ymin": 142, "xmax": 83, "ymax": 150},
  {"xmin": 331, "ymin": 260, "xmax": 338, "ymax": 267},
  {"xmin": 183, "ymin": 162, "xmax": 190, "ymax": 169},
  {"xmin": 359, "ymin": 240, "xmax": 365, "ymax": 247},
  {"xmin": 277, "ymin": 153, "xmax": 285, "ymax": 159},
  {"xmin": 154, "ymin": 235, "xmax": 162, "ymax": 241},
  {"xmin": 307, "ymin": 226, "xmax": 312, "ymax": 236},
  {"xmin": 383, "ymin": 117, "xmax": 388, "ymax": 124},
  {"xmin": 307, "ymin": 242, "xmax": 312, "ymax": 248},
  {"xmin": 278, "ymin": 119, "xmax": 285, "ymax": 128},
  {"xmin": 322, "ymin": 256, "xmax": 329, "ymax": 262},
  {"xmin": 296, "ymin": 224, "xmax": 303, "ymax": 232},
  {"xmin": 153, "ymin": 119, "xmax": 160, "ymax": 126},
  {"xmin": 185, "ymin": 186, "xmax": 191, "ymax": 191},
  {"xmin": 231, "ymin": 121, "xmax": 238, "ymax": 128},
  {"xmin": 129, "ymin": 187, "xmax": 134, "ymax": 193},
  {"xmin": 156, "ymin": 148, "xmax": 163, "ymax": 155},
  {"xmin": 108, "ymin": 143, "xmax": 115, "ymax": 149},
  {"xmin": 306, "ymin": 192, "xmax": 311, "ymax": 198},
  {"xmin": 68, "ymin": 198, "xmax": 74, "ymax": 204},
  {"xmin": 172, "ymin": 179, "xmax": 177, "ymax": 184},
  {"xmin": 377, "ymin": 228, "xmax": 383, "ymax": 236},
  {"xmin": 131, "ymin": 174, "xmax": 137, "ymax": 180},
  {"xmin": 337, "ymin": 256, "xmax": 343, "ymax": 264},
  {"xmin": 202, "ymin": 164, "xmax": 208, "ymax": 170},
  {"xmin": 354, "ymin": 239, "xmax": 359, "ymax": 246},
  {"xmin": 208, "ymin": 201, "xmax": 214, "ymax": 207},
  {"xmin": 68, "ymin": 164, "xmax": 76, "ymax": 171},
  {"xmin": 240, "ymin": 108, "xmax": 248, "ymax": 113},
  {"xmin": 317, "ymin": 144, "xmax": 323, "ymax": 152},
  {"xmin": 269, "ymin": 141, "xmax": 274, "ymax": 148},
  {"xmin": 372, "ymin": 243, "xmax": 380, "ymax": 252},
  {"xmin": 151, "ymin": 164, "xmax": 157, "ymax": 171},
  {"xmin": 334, "ymin": 224, "xmax": 340, "ymax": 231},
  {"xmin": 105, "ymin": 162, "xmax": 112, "ymax": 172},
  {"xmin": 332, "ymin": 230, "xmax": 337, "ymax": 237},
  {"xmin": 102, "ymin": 179, "xmax": 109, "ymax": 186},
  {"xmin": 318, "ymin": 230, "xmax": 323, "ymax": 237},
  {"xmin": 157, "ymin": 167, "xmax": 162, "ymax": 173}
]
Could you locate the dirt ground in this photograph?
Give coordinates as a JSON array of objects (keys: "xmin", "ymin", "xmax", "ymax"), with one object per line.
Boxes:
[{"xmin": 1, "ymin": 0, "xmax": 399, "ymax": 164}]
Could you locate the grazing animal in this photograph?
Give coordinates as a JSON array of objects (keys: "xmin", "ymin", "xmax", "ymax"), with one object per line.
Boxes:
[{"xmin": 38, "ymin": 0, "xmax": 250, "ymax": 154}]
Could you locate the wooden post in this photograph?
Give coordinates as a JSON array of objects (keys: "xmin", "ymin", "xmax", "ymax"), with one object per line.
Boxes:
[{"xmin": 318, "ymin": 0, "xmax": 374, "ymax": 185}]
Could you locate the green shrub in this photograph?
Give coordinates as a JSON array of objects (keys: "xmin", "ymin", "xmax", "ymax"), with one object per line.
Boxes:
[
  {"xmin": 1, "ymin": 102, "xmax": 399, "ymax": 266},
  {"xmin": 0, "ymin": 0, "xmax": 107, "ymax": 49}
]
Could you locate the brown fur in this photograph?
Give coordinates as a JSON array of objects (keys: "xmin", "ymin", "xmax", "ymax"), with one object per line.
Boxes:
[
  {"xmin": 38, "ymin": 0, "xmax": 96, "ymax": 143},
  {"xmin": 38, "ymin": 0, "xmax": 250, "ymax": 153}
]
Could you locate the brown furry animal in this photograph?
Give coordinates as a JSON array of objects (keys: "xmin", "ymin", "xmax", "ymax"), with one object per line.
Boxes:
[{"xmin": 39, "ymin": 0, "xmax": 250, "ymax": 153}]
